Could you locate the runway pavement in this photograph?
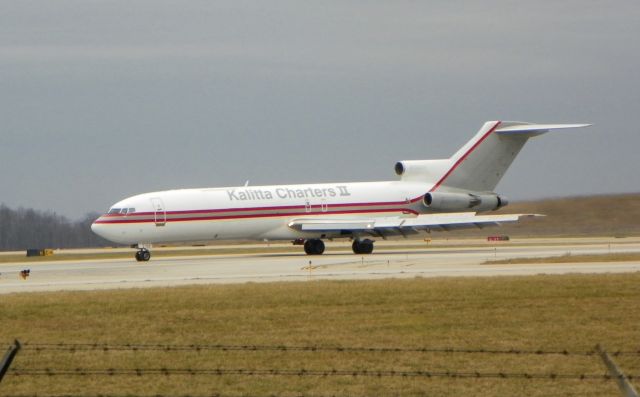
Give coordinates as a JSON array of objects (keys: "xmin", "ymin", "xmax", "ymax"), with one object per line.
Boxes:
[{"xmin": 1, "ymin": 237, "xmax": 640, "ymax": 294}]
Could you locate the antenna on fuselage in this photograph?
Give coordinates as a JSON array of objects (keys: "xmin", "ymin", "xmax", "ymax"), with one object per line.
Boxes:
[{"xmin": 244, "ymin": 180, "xmax": 250, "ymax": 187}]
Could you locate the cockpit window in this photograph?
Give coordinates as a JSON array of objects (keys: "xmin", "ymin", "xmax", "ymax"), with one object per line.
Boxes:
[{"xmin": 107, "ymin": 207, "xmax": 136, "ymax": 215}]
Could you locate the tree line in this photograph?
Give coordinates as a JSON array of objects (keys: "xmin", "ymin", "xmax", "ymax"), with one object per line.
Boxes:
[{"xmin": 0, "ymin": 204, "xmax": 112, "ymax": 250}]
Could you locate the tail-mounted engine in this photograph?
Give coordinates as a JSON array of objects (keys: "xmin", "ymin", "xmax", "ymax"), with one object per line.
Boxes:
[
  {"xmin": 423, "ymin": 192, "xmax": 508, "ymax": 212},
  {"xmin": 394, "ymin": 159, "xmax": 452, "ymax": 182}
]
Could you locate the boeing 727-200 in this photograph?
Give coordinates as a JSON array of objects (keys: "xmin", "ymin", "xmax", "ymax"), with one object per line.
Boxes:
[{"xmin": 91, "ymin": 120, "xmax": 590, "ymax": 261}]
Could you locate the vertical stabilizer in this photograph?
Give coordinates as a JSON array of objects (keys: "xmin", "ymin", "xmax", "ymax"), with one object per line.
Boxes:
[{"xmin": 429, "ymin": 121, "xmax": 590, "ymax": 192}]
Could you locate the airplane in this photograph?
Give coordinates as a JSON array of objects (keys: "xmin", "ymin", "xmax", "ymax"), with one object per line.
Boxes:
[{"xmin": 91, "ymin": 120, "xmax": 590, "ymax": 261}]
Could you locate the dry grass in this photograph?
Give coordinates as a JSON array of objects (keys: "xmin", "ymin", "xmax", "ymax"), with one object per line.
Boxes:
[
  {"xmin": 485, "ymin": 252, "xmax": 640, "ymax": 265},
  {"xmin": 1, "ymin": 274, "xmax": 639, "ymax": 396}
]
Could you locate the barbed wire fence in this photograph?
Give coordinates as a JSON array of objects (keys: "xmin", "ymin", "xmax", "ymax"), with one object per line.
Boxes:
[
  {"xmin": 5, "ymin": 367, "xmax": 637, "ymax": 381},
  {"xmin": 14, "ymin": 342, "xmax": 640, "ymax": 356},
  {"xmin": 2, "ymin": 340, "xmax": 639, "ymax": 397}
]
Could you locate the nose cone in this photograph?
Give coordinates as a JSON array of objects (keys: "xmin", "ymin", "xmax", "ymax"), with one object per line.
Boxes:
[
  {"xmin": 91, "ymin": 219, "xmax": 105, "ymax": 238},
  {"xmin": 91, "ymin": 216, "xmax": 129, "ymax": 245}
]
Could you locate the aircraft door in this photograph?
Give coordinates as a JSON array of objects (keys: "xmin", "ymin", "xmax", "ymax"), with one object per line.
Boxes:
[
  {"xmin": 321, "ymin": 198, "xmax": 328, "ymax": 212},
  {"xmin": 150, "ymin": 198, "xmax": 166, "ymax": 227}
]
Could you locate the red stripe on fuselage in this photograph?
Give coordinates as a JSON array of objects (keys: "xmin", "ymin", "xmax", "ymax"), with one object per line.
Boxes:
[
  {"xmin": 95, "ymin": 208, "xmax": 418, "ymax": 224},
  {"xmin": 101, "ymin": 194, "xmax": 426, "ymax": 219},
  {"xmin": 429, "ymin": 121, "xmax": 502, "ymax": 192}
]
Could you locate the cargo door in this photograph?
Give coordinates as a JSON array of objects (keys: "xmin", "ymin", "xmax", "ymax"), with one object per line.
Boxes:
[{"xmin": 150, "ymin": 198, "xmax": 166, "ymax": 226}]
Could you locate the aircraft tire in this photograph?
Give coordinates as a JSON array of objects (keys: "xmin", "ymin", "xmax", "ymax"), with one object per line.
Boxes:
[
  {"xmin": 362, "ymin": 240, "xmax": 374, "ymax": 254},
  {"xmin": 352, "ymin": 239, "xmax": 374, "ymax": 254},
  {"xmin": 303, "ymin": 240, "xmax": 312, "ymax": 254},
  {"xmin": 137, "ymin": 249, "xmax": 151, "ymax": 262},
  {"xmin": 304, "ymin": 239, "xmax": 325, "ymax": 255}
]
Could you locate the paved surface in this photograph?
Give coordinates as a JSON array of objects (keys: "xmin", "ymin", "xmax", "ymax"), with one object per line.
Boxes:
[{"xmin": 1, "ymin": 238, "xmax": 639, "ymax": 294}]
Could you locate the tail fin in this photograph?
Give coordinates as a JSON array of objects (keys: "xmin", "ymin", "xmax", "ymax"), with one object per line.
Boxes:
[{"xmin": 431, "ymin": 121, "xmax": 590, "ymax": 192}]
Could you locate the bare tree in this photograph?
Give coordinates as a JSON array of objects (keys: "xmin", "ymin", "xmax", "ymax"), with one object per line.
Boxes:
[{"xmin": 0, "ymin": 204, "xmax": 113, "ymax": 250}]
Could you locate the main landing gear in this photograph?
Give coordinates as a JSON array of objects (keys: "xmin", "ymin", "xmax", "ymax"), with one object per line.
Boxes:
[
  {"xmin": 304, "ymin": 239, "xmax": 325, "ymax": 255},
  {"xmin": 301, "ymin": 239, "xmax": 375, "ymax": 255},
  {"xmin": 352, "ymin": 239, "xmax": 374, "ymax": 254},
  {"xmin": 135, "ymin": 248, "xmax": 151, "ymax": 262}
]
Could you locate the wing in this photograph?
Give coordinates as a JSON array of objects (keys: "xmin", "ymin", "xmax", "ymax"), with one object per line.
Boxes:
[{"xmin": 287, "ymin": 213, "xmax": 541, "ymax": 239}]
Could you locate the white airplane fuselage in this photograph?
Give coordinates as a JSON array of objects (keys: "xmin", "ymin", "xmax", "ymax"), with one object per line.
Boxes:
[{"xmin": 91, "ymin": 180, "xmax": 429, "ymax": 245}]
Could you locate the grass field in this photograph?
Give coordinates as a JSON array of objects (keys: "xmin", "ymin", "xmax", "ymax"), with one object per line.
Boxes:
[{"xmin": 1, "ymin": 273, "xmax": 639, "ymax": 396}]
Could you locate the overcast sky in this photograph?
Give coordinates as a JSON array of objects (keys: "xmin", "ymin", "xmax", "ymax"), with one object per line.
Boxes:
[{"xmin": 1, "ymin": 1, "xmax": 639, "ymax": 219}]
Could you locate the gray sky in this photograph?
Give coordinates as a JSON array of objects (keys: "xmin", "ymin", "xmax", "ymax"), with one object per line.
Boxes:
[{"xmin": 1, "ymin": 1, "xmax": 639, "ymax": 219}]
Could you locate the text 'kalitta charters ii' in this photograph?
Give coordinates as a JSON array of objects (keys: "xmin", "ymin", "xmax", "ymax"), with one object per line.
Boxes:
[{"xmin": 227, "ymin": 185, "xmax": 351, "ymax": 201}]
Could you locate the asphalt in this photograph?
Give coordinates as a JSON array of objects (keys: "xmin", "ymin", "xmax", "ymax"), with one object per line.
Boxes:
[{"xmin": 1, "ymin": 237, "xmax": 639, "ymax": 294}]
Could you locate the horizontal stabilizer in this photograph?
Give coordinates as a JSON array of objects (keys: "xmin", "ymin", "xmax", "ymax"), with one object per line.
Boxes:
[{"xmin": 496, "ymin": 123, "xmax": 591, "ymax": 136}]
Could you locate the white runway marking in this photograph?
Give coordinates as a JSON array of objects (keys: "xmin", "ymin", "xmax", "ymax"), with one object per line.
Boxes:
[{"xmin": 1, "ymin": 238, "xmax": 639, "ymax": 294}]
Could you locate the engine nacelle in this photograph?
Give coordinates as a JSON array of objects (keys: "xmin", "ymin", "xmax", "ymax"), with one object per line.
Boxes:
[
  {"xmin": 394, "ymin": 159, "xmax": 451, "ymax": 182},
  {"xmin": 423, "ymin": 192, "xmax": 508, "ymax": 212}
]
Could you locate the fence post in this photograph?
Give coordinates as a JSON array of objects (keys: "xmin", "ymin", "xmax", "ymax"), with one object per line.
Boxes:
[
  {"xmin": 0, "ymin": 340, "xmax": 21, "ymax": 383},
  {"xmin": 596, "ymin": 344, "xmax": 639, "ymax": 397}
]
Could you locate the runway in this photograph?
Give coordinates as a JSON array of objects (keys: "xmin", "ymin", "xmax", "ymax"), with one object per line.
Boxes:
[{"xmin": 1, "ymin": 237, "xmax": 640, "ymax": 294}]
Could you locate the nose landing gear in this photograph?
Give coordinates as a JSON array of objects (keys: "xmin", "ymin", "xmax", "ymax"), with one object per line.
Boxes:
[{"xmin": 135, "ymin": 248, "xmax": 151, "ymax": 262}]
